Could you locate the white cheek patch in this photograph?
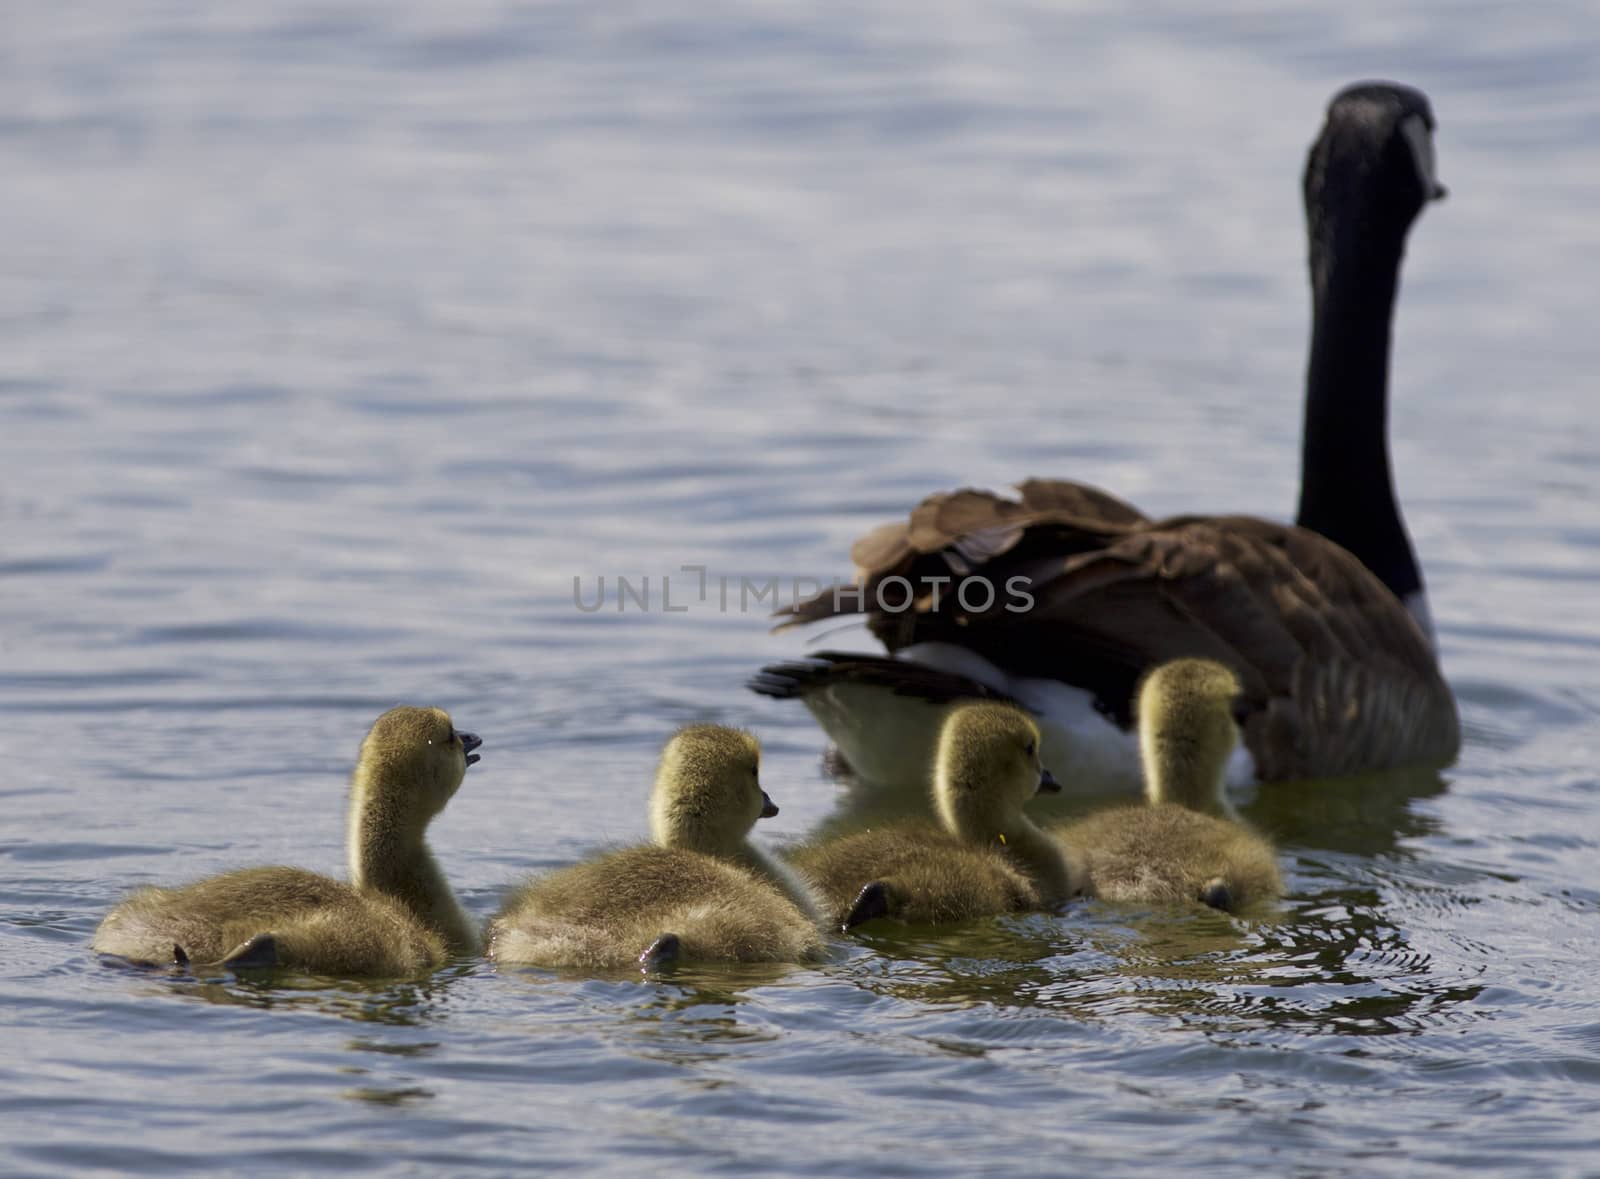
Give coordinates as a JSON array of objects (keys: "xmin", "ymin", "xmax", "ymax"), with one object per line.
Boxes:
[{"xmin": 1400, "ymin": 114, "xmax": 1440, "ymax": 196}]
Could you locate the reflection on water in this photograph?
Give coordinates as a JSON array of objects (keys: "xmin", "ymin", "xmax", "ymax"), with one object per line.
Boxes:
[
  {"xmin": 152, "ymin": 972, "xmax": 460, "ymax": 1027},
  {"xmin": 833, "ymin": 885, "xmax": 1488, "ymax": 1042},
  {"xmin": 1249, "ymin": 768, "xmax": 1450, "ymax": 854},
  {"xmin": 497, "ymin": 958, "xmax": 813, "ymax": 997},
  {"xmin": 4, "ymin": 0, "xmax": 1600, "ymax": 1173},
  {"xmin": 341, "ymin": 1084, "xmax": 436, "ymax": 1105}
]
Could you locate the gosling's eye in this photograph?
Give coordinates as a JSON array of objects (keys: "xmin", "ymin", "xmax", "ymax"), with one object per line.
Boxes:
[{"xmin": 1023, "ymin": 740, "xmax": 1036, "ymax": 757}]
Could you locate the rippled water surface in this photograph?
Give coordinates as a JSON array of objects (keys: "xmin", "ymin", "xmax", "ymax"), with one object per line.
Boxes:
[{"xmin": 5, "ymin": 3, "xmax": 1599, "ymax": 1175}]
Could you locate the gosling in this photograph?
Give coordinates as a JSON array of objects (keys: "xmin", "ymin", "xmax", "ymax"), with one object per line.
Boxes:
[
  {"xmin": 488, "ymin": 725, "xmax": 825, "ymax": 970},
  {"xmin": 790, "ymin": 703, "xmax": 1084, "ymax": 929},
  {"xmin": 1057, "ymin": 659, "xmax": 1283, "ymax": 912},
  {"xmin": 92, "ymin": 706, "xmax": 482, "ymax": 975}
]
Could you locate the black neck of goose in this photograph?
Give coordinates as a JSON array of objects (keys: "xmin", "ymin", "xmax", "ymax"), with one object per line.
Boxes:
[{"xmin": 1295, "ymin": 219, "xmax": 1423, "ymax": 606}]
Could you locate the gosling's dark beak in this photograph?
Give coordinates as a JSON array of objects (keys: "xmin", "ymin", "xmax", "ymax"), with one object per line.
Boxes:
[
  {"xmin": 760, "ymin": 791, "xmax": 779, "ymax": 819},
  {"xmin": 459, "ymin": 731, "xmax": 482, "ymax": 766},
  {"xmin": 1036, "ymin": 767, "xmax": 1061, "ymax": 795},
  {"xmin": 1430, "ymin": 181, "xmax": 1448, "ymax": 201}
]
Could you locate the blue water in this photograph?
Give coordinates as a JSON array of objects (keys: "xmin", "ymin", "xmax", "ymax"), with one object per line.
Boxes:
[{"xmin": 4, "ymin": 3, "xmax": 1599, "ymax": 1175}]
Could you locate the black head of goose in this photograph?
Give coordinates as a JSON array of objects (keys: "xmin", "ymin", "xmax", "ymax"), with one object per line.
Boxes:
[
  {"xmin": 1298, "ymin": 81, "xmax": 1444, "ymax": 641},
  {"xmin": 750, "ymin": 81, "xmax": 1458, "ymax": 789}
]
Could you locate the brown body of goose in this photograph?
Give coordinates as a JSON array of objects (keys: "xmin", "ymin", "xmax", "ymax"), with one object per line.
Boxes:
[
  {"xmin": 751, "ymin": 82, "xmax": 1458, "ymax": 788},
  {"xmin": 92, "ymin": 706, "xmax": 482, "ymax": 975},
  {"xmin": 1058, "ymin": 660, "xmax": 1283, "ymax": 912},
  {"xmin": 789, "ymin": 703, "xmax": 1083, "ymax": 929},
  {"xmin": 488, "ymin": 726, "xmax": 825, "ymax": 970}
]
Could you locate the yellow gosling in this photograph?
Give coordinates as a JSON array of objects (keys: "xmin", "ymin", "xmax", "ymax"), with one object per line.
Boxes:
[
  {"xmin": 92, "ymin": 707, "xmax": 481, "ymax": 975},
  {"xmin": 1059, "ymin": 660, "xmax": 1283, "ymax": 912},
  {"xmin": 790, "ymin": 703, "xmax": 1083, "ymax": 929},
  {"xmin": 488, "ymin": 726, "xmax": 824, "ymax": 970}
]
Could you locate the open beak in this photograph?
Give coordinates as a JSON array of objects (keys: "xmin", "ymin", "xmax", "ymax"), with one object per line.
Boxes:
[
  {"xmin": 1036, "ymin": 767, "xmax": 1061, "ymax": 795},
  {"xmin": 760, "ymin": 790, "xmax": 779, "ymax": 819},
  {"xmin": 458, "ymin": 731, "xmax": 482, "ymax": 766}
]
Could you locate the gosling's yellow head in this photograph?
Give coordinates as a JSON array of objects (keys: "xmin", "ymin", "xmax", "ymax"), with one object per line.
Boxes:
[
  {"xmin": 353, "ymin": 705, "xmax": 483, "ymax": 821},
  {"xmin": 1136, "ymin": 658, "xmax": 1241, "ymax": 816},
  {"xmin": 933, "ymin": 703, "xmax": 1059, "ymax": 840},
  {"xmin": 648, "ymin": 725, "xmax": 773, "ymax": 855}
]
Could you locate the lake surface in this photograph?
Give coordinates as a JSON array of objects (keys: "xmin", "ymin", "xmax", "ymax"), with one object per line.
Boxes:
[{"xmin": 4, "ymin": 2, "xmax": 1599, "ymax": 1174}]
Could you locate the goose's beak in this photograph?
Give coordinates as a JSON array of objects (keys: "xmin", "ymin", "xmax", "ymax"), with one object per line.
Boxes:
[
  {"xmin": 1036, "ymin": 768, "xmax": 1061, "ymax": 795},
  {"xmin": 459, "ymin": 732, "xmax": 482, "ymax": 766},
  {"xmin": 1430, "ymin": 181, "xmax": 1448, "ymax": 201},
  {"xmin": 760, "ymin": 791, "xmax": 779, "ymax": 819}
]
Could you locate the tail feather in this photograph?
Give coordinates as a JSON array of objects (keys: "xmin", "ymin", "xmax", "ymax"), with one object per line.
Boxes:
[{"xmin": 747, "ymin": 652, "xmax": 1017, "ymax": 705}]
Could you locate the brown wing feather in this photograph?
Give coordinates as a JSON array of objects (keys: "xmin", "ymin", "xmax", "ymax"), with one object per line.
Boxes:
[
  {"xmin": 774, "ymin": 479, "xmax": 1457, "ymax": 781},
  {"xmin": 780, "ymin": 482, "xmax": 1148, "ymax": 631},
  {"xmin": 1016, "ymin": 478, "xmax": 1150, "ymax": 524}
]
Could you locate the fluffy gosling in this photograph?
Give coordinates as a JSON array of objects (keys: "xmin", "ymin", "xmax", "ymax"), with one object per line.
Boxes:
[
  {"xmin": 791, "ymin": 703, "xmax": 1083, "ymax": 929},
  {"xmin": 488, "ymin": 725, "xmax": 824, "ymax": 970},
  {"xmin": 1058, "ymin": 660, "xmax": 1283, "ymax": 912},
  {"xmin": 92, "ymin": 706, "xmax": 481, "ymax": 975}
]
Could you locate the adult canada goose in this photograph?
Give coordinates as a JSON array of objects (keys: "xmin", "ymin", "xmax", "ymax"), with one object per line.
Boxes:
[
  {"xmin": 751, "ymin": 81, "xmax": 1458, "ymax": 788},
  {"xmin": 1059, "ymin": 659, "xmax": 1283, "ymax": 912},
  {"xmin": 487, "ymin": 726, "xmax": 825, "ymax": 970},
  {"xmin": 790, "ymin": 702, "xmax": 1081, "ymax": 929},
  {"xmin": 92, "ymin": 707, "xmax": 482, "ymax": 975}
]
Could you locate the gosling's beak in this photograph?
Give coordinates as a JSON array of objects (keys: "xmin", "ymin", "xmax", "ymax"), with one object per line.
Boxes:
[
  {"xmin": 1036, "ymin": 767, "xmax": 1061, "ymax": 795},
  {"xmin": 1430, "ymin": 181, "xmax": 1448, "ymax": 201},
  {"xmin": 760, "ymin": 791, "xmax": 779, "ymax": 819},
  {"xmin": 459, "ymin": 731, "xmax": 482, "ymax": 767}
]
